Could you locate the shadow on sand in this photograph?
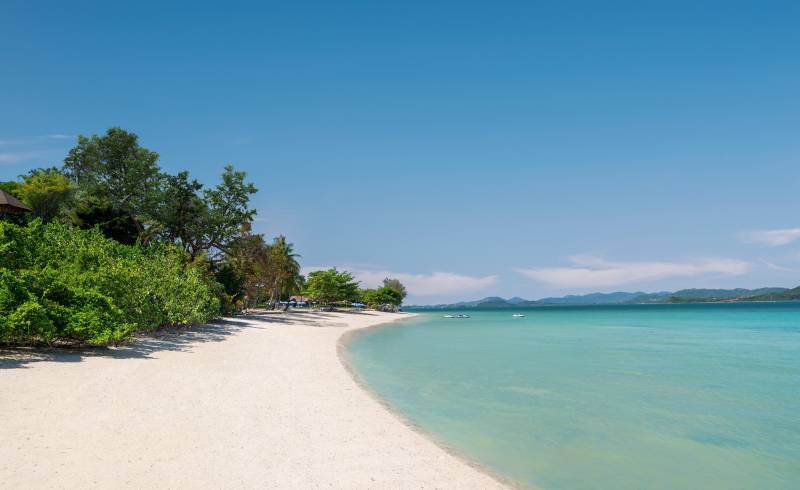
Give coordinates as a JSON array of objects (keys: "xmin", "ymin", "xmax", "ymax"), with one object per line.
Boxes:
[
  {"xmin": 0, "ymin": 317, "xmax": 254, "ymax": 370},
  {"xmin": 244, "ymin": 309, "xmax": 382, "ymax": 329},
  {"xmin": 0, "ymin": 310, "xmax": 387, "ymax": 370}
]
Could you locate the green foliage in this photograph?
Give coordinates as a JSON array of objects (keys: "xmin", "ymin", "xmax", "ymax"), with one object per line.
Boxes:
[
  {"xmin": 4, "ymin": 129, "xmax": 259, "ymax": 258},
  {"xmin": 17, "ymin": 168, "xmax": 73, "ymax": 222},
  {"xmin": 211, "ymin": 262, "xmax": 246, "ymax": 314},
  {"xmin": 223, "ymin": 234, "xmax": 270, "ymax": 306},
  {"xmin": 73, "ymin": 196, "xmax": 140, "ymax": 244},
  {"xmin": 361, "ymin": 287, "xmax": 404, "ymax": 308},
  {"xmin": 0, "ymin": 127, "xmax": 304, "ymax": 344},
  {"xmin": 155, "ymin": 171, "xmax": 205, "ymax": 249},
  {"xmin": 359, "ymin": 278, "xmax": 407, "ymax": 309},
  {"xmin": 63, "ymin": 127, "xmax": 161, "ymax": 234},
  {"xmin": 267, "ymin": 235, "xmax": 302, "ymax": 302},
  {"xmin": 0, "ymin": 220, "xmax": 219, "ymax": 345},
  {"xmin": 198, "ymin": 165, "xmax": 258, "ymax": 259},
  {"xmin": 149, "ymin": 165, "xmax": 258, "ymax": 260},
  {"xmin": 381, "ymin": 278, "xmax": 408, "ymax": 302},
  {"xmin": 303, "ymin": 268, "xmax": 360, "ymax": 305},
  {"xmin": 0, "ymin": 181, "xmax": 21, "ymax": 197},
  {"xmin": 5, "ymin": 300, "xmax": 56, "ymax": 344}
]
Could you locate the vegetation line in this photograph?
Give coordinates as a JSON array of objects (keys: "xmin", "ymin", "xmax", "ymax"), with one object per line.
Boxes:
[{"xmin": 1, "ymin": 128, "xmax": 407, "ymax": 346}]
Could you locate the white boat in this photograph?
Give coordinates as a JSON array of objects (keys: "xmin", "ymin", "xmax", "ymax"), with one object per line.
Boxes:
[
  {"xmin": 443, "ymin": 314, "xmax": 456, "ymax": 318},
  {"xmin": 457, "ymin": 314, "xmax": 470, "ymax": 318},
  {"xmin": 512, "ymin": 313, "xmax": 525, "ymax": 317}
]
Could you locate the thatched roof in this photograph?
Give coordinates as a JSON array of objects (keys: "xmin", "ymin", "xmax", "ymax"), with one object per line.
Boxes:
[{"xmin": 0, "ymin": 189, "xmax": 32, "ymax": 213}]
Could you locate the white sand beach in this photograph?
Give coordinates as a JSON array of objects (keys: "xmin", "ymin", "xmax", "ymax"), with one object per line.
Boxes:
[{"xmin": 0, "ymin": 311, "xmax": 508, "ymax": 489}]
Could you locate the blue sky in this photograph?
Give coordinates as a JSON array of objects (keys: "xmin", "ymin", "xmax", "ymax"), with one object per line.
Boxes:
[{"xmin": 2, "ymin": 1, "xmax": 799, "ymax": 303}]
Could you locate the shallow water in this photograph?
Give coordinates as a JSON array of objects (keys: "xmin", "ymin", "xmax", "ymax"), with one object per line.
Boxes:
[{"xmin": 347, "ymin": 303, "xmax": 800, "ymax": 489}]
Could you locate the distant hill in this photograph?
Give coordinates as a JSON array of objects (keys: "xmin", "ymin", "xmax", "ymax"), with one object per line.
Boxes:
[
  {"xmin": 537, "ymin": 291, "xmax": 648, "ymax": 305},
  {"xmin": 745, "ymin": 286, "xmax": 800, "ymax": 301},
  {"xmin": 406, "ymin": 287, "xmax": 795, "ymax": 309},
  {"xmin": 630, "ymin": 288, "xmax": 789, "ymax": 304}
]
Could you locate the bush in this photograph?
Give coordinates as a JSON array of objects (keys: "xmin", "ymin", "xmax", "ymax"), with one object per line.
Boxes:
[
  {"xmin": 0, "ymin": 220, "xmax": 220, "ymax": 345},
  {"xmin": 5, "ymin": 300, "xmax": 56, "ymax": 344}
]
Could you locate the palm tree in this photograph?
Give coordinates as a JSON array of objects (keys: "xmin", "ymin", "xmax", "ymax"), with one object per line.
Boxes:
[{"xmin": 267, "ymin": 235, "xmax": 301, "ymax": 307}]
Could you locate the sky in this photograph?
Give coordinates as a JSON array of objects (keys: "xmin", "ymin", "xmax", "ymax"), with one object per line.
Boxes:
[{"xmin": 2, "ymin": 1, "xmax": 799, "ymax": 304}]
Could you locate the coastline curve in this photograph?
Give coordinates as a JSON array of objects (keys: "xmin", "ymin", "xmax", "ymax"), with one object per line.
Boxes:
[{"xmin": 337, "ymin": 312, "xmax": 526, "ymax": 490}]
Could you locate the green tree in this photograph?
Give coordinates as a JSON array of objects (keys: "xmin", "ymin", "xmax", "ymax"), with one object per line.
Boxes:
[
  {"xmin": 303, "ymin": 268, "xmax": 360, "ymax": 306},
  {"xmin": 0, "ymin": 181, "xmax": 21, "ymax": 197},
  {"xmin": 193, "ymin": 165, "xmax": 258, "ymax": 260},
  {"xmin": 266, "ymin": 235, "xmax": 302, "ymax": 304},
  {"xmin": 17, "ymin": 168, "xmax": 73, "ymax": 222},
  {"xmin": 225, "ymin": 233, "xmax": 271, "ymax": 307},
  {"xmin": 362, "ymin": 287, "xmax": 403, "ymax": 309},
  {"xmin": 382, "ymin": 277, "xmax": 408, "ymax": 302},
  {"xmin": 154, "ymin": 170, "xmax": 206, "ymax": 251},
  {"xmin": 63, "ymin": 128, "xmax": 162, "ymax": 236}
]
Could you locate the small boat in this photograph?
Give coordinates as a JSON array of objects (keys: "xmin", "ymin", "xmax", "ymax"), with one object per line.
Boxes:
[
  {"xmin": 512, "ymin": 313, "xmax": 525, "ymax": 317},
  {"xmin": 443, "ymin": 314, "xmax": 456, "ymax": 318},
  {"xmin": 457, "ymin": 314, "xmax": 470, "ymax": 318}
]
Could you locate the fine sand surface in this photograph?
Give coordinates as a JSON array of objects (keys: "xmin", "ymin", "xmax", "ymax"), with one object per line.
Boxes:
[{"xmin": 1, "ymin": 311, "xmax": 510, "ymax": 489}]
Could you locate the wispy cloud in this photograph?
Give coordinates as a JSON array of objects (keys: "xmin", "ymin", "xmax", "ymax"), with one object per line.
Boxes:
[
  {"xmin": 0, "ymin": 134, "xmax": 73, "ymax": 145},
  {"xmin": 516, "ymin": 255, "xmax": 749, "ymax": 288},
  {"xmin": 758, "ymin": 258, "xmax": 799, "ymax": 273},
  {"xmin": 0, "ymin": 134, "xmax": 73, "ymax": 164},
  {"xmin": 301, "ymin": 266, "xmax": 498, "ymax": 297},
  {"xmin": 739, "ymin": 228, "xmax": 800, "ymax": 247},
  {"xmin": 45, "ymin": 133, "xmax": 72, "ymax": 140},
  {"xmin": 0, "ymin": 150, "xmax": 55, "ymax": 165}
]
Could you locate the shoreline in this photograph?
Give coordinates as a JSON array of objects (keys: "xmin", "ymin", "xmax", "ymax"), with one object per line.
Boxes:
[
  {"xmin": 1, "ymin": 310, "xmax": 511, "ymax": 489},
  {"xmin": 337, "ymin": 313, "xmax": 524, "ymax": 489}
]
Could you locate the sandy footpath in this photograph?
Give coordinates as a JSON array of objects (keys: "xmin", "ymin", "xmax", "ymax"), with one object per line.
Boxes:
[{"xmin": 0, "ymin": 311, "xmax": 509, "ymax": 489}]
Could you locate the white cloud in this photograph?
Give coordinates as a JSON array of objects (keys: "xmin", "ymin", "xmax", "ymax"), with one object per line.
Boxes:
[
  {"xmin": 0, "ymin": 150, "xmax": 52, "ymax": 164},
  {"xmin": 301, "ymin": 266, "xmax": 498, "ymax": 297},
  {"xmin": 0, "ymin": 134, "xmax": 72, "ymax": 164},
  {"xmin": 758, "ymin": 259, "xmax": 799, "ymax": 273},
  {"xmin": 739, "ymin": 228, "xmax": 800, "ymax": 247},
  {"xmin": 516, "ymin": 255, "xmax": 750, "ymax": 288},
  {"xmin": 0, "ymin": 134, "xmax": 72, "ymax": 145}
]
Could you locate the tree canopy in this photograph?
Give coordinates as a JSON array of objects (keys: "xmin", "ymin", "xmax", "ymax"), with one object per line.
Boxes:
[
  {"xmin": 382, "ymin": 278, "xmax": 408, "ymax": 302},
  {"xmin": 0, "ymin": 125, "xmax": 407, "ymax": 346},
  {"xmin": 362, "ymin": 287, "xmax": 404, "ymax": 308},
  {"xmin": 303, "ymin": 268, "xmax": 360, "ymax": 305},
  {"xmin": 1, "ymin": 128, "xmax": 291, "ymax": 322},
  {"xmin": 15, "ymin": 168, "xmax": 73, "ymax": 222},
  {"xmin": 63, "ymin": 128, "xmax": 161, "ymax": 234}
]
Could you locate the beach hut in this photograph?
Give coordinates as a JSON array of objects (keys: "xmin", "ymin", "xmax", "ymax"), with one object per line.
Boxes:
[{"xmin": 0, "ymin": 189, "xmax": 31, "ymax": 214}]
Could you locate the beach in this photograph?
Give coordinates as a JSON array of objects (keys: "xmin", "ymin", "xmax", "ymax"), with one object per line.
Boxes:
[{"xmin": 0, "ymin": 311, "xmax": 508, "ymax": 489}]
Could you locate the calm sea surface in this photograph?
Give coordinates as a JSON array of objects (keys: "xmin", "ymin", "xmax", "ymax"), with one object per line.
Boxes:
[{"xmin": 347, "ymin": 303, "xmax": 800, "ymax": 489}]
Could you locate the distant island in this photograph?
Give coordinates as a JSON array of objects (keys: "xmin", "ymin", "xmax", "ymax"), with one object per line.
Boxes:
[{"xmin": 407, "ymin": 286, "xmax": 800, "ymax": 309}]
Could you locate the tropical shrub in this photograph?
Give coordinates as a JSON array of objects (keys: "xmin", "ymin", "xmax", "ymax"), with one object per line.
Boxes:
[{"xmin": 0, "ymin": 220, "xmax": 220, "ymax": 345}]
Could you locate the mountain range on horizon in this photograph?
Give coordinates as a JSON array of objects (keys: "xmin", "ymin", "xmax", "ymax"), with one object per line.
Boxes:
[{"xmin": 407, "ymin": 286, "xmax": 800, "ymax": 309}]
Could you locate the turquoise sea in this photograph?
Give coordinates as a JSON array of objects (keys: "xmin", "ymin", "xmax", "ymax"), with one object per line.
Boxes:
[{"xmin": 347, "ymin": 303, "xmax": 800, "ymax": 489}]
